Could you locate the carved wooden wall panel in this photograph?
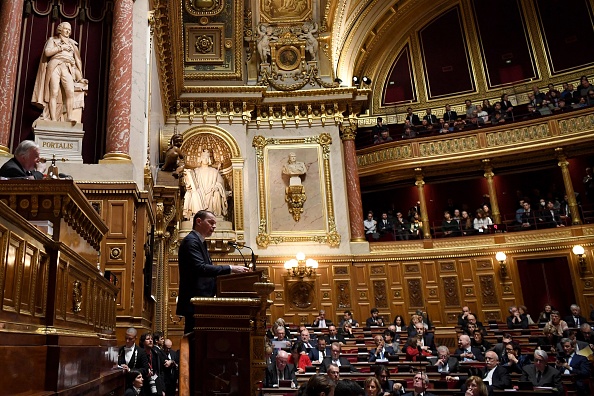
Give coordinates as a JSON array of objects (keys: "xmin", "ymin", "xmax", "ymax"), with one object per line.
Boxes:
[
  {"xmin": 335, "ymin": 280, "xmax": 351, "ymax": 308},
  {"xmin": 106, "ymin": 201, "xmax": 128, "ymax": 238},
  {"xmin": 479, "ymin": 275, "xmax": 498, "ymax": 305},
  {"xmin": 442, "ymin": 276, "xmax": 460, "ymax": 307},
  {"xmin": 407, "ymin": 278, "xmax": 424, "ymax": 308},
  {"xmin": 372, "ymin": 280, "xmax": 388, "ymax": 309}
]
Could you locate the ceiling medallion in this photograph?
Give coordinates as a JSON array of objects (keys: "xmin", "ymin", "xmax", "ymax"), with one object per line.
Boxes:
[
  {"xmin": 195, "ymin": 35, "xmax": 214, "ymax": 53},
  {"xmin": 185, "ymin": 0, "xmax": 224, "ymax": 16}
]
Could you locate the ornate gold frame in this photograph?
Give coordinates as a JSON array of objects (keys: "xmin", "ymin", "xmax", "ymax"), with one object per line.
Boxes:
[{"xmin": 252, "ymin": 133, "xmax": 340, "ymax": 248}]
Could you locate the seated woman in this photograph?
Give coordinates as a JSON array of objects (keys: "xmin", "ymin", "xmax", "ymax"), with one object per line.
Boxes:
[
  {"xmin": 340, "ymin": 321, "xmax": 355, "ymax": 339},
  {"xmin": 405, "ymin": 337, "xmax": 431, "ymax": 361},
  {"xmin": 473, "ymin": 209, "xmax": 492, "ymax": 233},
  {"xmin": 441, "ymin": 211, "xmax": 460, "ymax": 237},
  {"xmin": 471, "ymin": 331, "xmax": 492, "ymax": 356},
  {"xmin": 537, "ymin": 303, "xmax": 554, "ymax": 324},
  {"xmin": 288, "ymin": 341, "xmax": 312, "ymax": 374},
  {"xmin": 460, "ymin": 210, "xmax": 475, "ymax": 236}
]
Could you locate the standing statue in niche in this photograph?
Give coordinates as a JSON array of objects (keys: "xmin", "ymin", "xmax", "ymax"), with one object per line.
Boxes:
[
  {"xmin": 283, "ymin": 152, "xmax": 308, "ymax": 221},
  {"xmin": 32, "ymin": 22, "xmax": 88, "ymax": 124},
  {"xmin": 183, "ymin": 149, "xmax": 230, "ymax": 219},
  {"xmin": 299, "ymin": 22, "xmax": 318, "ymax": 61},
  {"xmin": 256, "ymin": 24, "xmax": 278, "ymax": 64}
]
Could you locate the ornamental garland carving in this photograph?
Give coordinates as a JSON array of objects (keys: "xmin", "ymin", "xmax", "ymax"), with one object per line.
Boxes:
[{"xmin": 407, "ymin": 279, "xmax": 423, "ymax": 307}]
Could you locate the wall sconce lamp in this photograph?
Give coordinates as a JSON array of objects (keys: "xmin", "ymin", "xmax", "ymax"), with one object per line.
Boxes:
[
  {"xmin": 362, "ymin": 76, "xmax": 372, "ymax": 85},
  {"xmin": 284, "ymin": 252, "xmax": 318, "ymax": 278},
  {"xmin": 496, "ymin": 251, "xmax": 508, "ymax": 278},
  {"xmin": 352, "ymin": 76, "xmax": 360, "ymax": 87},
  {"xmin": 573, "ymin": 245, "xmax": 587, "ymax": 275}
]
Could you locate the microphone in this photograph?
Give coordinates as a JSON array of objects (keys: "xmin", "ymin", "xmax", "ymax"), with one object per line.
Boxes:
[{"xmin": 228, "ymin": 242, "xmax": 256, "ymax": 270}]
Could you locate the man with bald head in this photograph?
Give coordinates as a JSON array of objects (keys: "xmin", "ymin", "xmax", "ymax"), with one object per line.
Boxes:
[
  {"xmin": 162, "ymin": 339, "xmax": 179, "ymax": 396},
  {"xmin": 454, "ymin": 334, "xmax": 484, "ymax": 362},
  {"xmin": 264, "ymin": 350, "xmax": 297, "ymax": 387},
  {"xmin": 117, "ymin": 327, "xmax": 148, "ymax": 374},
  {"xmin": 481, "ymin": 351, "xmax": 511, "ymax": 390}
]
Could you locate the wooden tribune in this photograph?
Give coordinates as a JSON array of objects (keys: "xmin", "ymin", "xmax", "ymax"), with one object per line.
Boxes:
[{"xmin": 179, "ymin": 269, "xmax": 274, "ymax": 396}]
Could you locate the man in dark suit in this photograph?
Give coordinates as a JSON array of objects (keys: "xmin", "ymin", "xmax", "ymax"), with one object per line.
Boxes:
[
  {"xmin": 423, "ymin": 108, "xmax": 438, "ymax": 124},
  {"xmin": 454, "ymin": 334, "xmax": 484, "ymax": 362},
  {"xmin": 0, "ymin": 140, "xmax": 44, "ymax": 180},
  {"xmin": 312, "ymin": 309, "xmax": 333, "ymax": 328},
  {"xmin": 402, "ymin": 372, "xmax": 436, "ymax": 396},
  {"xmin": 443, "ymin": 104, "xmax": 458, "ymax": 123},
  {"xmin": 176, "ymin": 210, "xmax": 249, "ymax": 333},
  {"xmin": 162, "ymin": 339, "xmax": 179, "ymax": 396},
  {"xmin": 556, "ymin": 338, "xmax": 590, "ymax": 395},
  {"xmin": 320, "ymin": 342, "xmax": 357, "ymax": 373},
  {"xmin": 264, "ymin": 350, "xmax": 297, "ymax": 388},
  {"xmin": 480, "ymin": 351, "xmax": 512, "ymax": 390},
  {"xmin": 308, "ymin": 338, "xmax": 331, "ymax": 363},
  {"xmin": 521, "ymin": 350, "xmax": 563, "ymax": 395},
  {"xmin": 506, "ymin": 306, "xmax": 529, "ymax": 329},
  {"xmin": 118, "ymin": 327, "xmax": 148, "ymax": 375},
  {"xmin": 325, "ymin": 325, "xmax": 345, "ymax": 344},
  {"xmin": 563, "ymin": 304, "xmax": 587, "ymax": 328},
  {"xmin": 365, "ymin": 307, "xmax": 385, "ymax": 327},
  {"xmin": 405, "ymin": 107, "xmax": 420, "ymax": 126},
  {"xmin": 368, "ymin": 334, "xmax": 396, "ymax": 362},
  {"xmin": 377, "ymin": 213, "xmax": 394, "ymax": 240},
  {"xmin": 434, "ymin": 345, "xmax": 459, "ymax": 373},
  {"xmin": 411, "ymin": 323, "xmax": 436, "ymax": 356}
]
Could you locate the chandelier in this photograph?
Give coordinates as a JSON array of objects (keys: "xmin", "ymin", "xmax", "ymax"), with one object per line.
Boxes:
[{"xmin": 284, "ymin": 252, "xmax": 318, "ymax": 278}]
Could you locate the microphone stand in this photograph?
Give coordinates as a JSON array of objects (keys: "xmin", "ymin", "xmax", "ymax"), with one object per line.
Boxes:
[{"xmin": 229, "ymin": 242, "xmax": 248, "ymax": 268}]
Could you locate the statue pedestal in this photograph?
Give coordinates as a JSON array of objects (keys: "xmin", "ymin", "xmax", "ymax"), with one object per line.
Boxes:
[{"xmin": 33, "ymin": 120, "xmax": 84, "ymax": 163}]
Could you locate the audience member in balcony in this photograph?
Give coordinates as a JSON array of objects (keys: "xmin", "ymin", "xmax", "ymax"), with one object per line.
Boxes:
[
  {"xmin": 563, "ymin": 304, "xmax": 587, "ymax": 329},
  {"xmin": 527, "ymin": 92, "xmax": 540, "ymax": 109},
  {"xmin": 384, "ymin": 329, "xmax": 401, "ymax": 353},
  {"xmin": 465, "ymin": 99, "xmax": 477, "ymax": 118},
  {"xmin": 320, "ymin": 342, "xmax": 357, "ymax": 373},
  {"xmin": 532, "ymin": 85, "xmax": 547, "ymax": 104},
  {"xmin": 523, "ymin": 104, "xmax": 541, "ymax": 119},
  {"xmin": 374, "ymin": 365, "xmax": 405, "ymax": 395},
  {"xmin": 455, "ymin": 334, "xmax": 484, "ymax": 362},
  {"xmin": 410, "ymin": 213, "xmax": 423, "ymax": 239},
  {"xmin": 402, "ymin": 126, "xmax": 416, "ymax": 139},
  {"xmin": 573, "ymin": 96, "xmax": 588, "ymax": 109},
  {"xmin": 372, "ymin": 117, "xmax": 388, "ymax": 137},
  {"xmin": 264, "ymin": 350, "xmax": 297, "ymax": 388},
  {"xmin": 326, "ymin": 325, "xmax": 345, "ymax": 344},
  {"xmin": 308, "ymin": 338, "xmax": 330, "ymax": 363},
  {"xmin": 548, "ymin": 90, "xmax": 561, "ymax": 109},
  {"xmin": 546, "ymin": 83, "xmax": 561, "ymax": 102},
  {"xmin": 423, "ymin": 109, "xmax": 438, "ymax": 125},
  {"xmin": 481, "ymin": 204, "xmax": 492, "ymax": 221},
  {"xmin": 507, "ymin": 306, "xmax": 529, "ymax": 329},
  {"xmin": 454, "ymin": 118, "xmax": 466, "ymax": 132},
  {"xmin": 378, "ymin": 213, "xmax": 394, "ymax": 240},
  {"xmin": 465, "ymin": 111, "xmax": 482, "ymax": 130},
  {"xmin": 441, "ymin": 211, "xmax": 460, "ymax": 237},
  {"xmin": 481, "ymin": 99, "xmax": 494, "ymax": 115},
  {"xmin": 541, "ymin": 200, "xmax": 564, "ymax": 228},
  {"xmin": 443, "ymin": 104, "xmax": 458, "ymax": 122},
  {"xmin": 364, "ymin": 211, "xmax": 378, "ymax": 241},
  {"xmin": 587, "ymin": 89, "xmax": 594, "ymax": 106},
  {"xmin": 313, "ymin": 309, "xmax": 333, "ymax": 328},
  {"xmin": 452, "ymin": 208, "xmax": 461, "ymax": 221},
  {"xmin": 476, "ymin": 105, "xmax": 489, "ymax": 123},
  {"xmin": 368, "ymin": 334, "xmax": 395, "ymax": 362},
  {"xmin": 473, "ymin": 209, "xmax": 492, "ymax": 233},
  {"xmin": 405, "ymin": 107, "xmax": 420, "ymax": 125},
  {"xmin": 472, "ymin": 331, "xmax": 492, "ymax": 355},
  {"xmin": 492, "ymin": 102, "xmax": 509, "ymax": 119},
  {"xmin": 460, "ymin": 210, "xmax": 474, "ymax": 236},
  {"xmin": 577, "ymin": 76, "xmax": 592, "ymax": 98},
  {"xmin": 500, "ymin": 94, "xmax": 514, "ymax": 118},
  {"xmin": 520, "ymin": 201, "xmax": 536, "ymax": 229},
  {"xmin": 490, "ymin": 111, "xmax": 506, "ymax": 125},
  {"xmin": 366, "ymin": 308, "xmax": 385, "ymax": 327},
  {"xmin": 556, "ymin": 338, "xmax": 590, "ymax": 395},
  {"xmin": 417, "ymin": 119, "xmax": 429, "ymax": 134},
  {"xmin": 554, "ymin": 98, "xmax": 570, "ymax": 112},
  {"xmin": 373, "ymin": 129, "xmax": 393, "ymax": 145},
  {"xmin": 339, "ymin": 310, "xmax": 359, "ymax": 328},
  {"xmin": 562, "ymin": 83, "xmax": 577, "ymax": 103},
  {"xmin": 518, "ymin": 305, "xmax": 535, "ymax": 325},
  {"xmin": 548, "ymin": 311, "xmax": 568, "ymax": 336},
  {"xmin": 408, "ymin": 202, "xmax": 421, "ymax": 221},
  {"xmin": 500, "ymin": 342, "xmax": 530, "ymax": 375},
  {"xmin": 289, "ymin": 341, "xmax": 312, "ymax": 374},
  {"xmin": 521, "ymin": 350, "xmax": 563, "ymax": 395},
  {"xmin": 394, "ymin": 212, "xmax": 410, "ymax": 241},
  {"xmin": 425, "ymin": 123, "xmax": 436, "ymax": 134},
  {"xmin": 393, "ymin": 315, "xmax": 408, "ymax": 333}
]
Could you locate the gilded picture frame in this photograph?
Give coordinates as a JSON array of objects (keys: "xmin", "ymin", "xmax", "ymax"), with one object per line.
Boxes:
[{"xmin": 252, "ymin": 133, "xmax": 340, "ymax": 248}]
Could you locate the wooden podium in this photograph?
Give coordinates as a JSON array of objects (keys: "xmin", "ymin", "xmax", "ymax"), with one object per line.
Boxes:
[{"xmin": 179, "ymin": 270, "xmax": 274, "ymax": 396}]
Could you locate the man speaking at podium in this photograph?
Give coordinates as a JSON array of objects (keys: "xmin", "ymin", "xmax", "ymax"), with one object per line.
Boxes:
[{"xmin": 177, "ymin": 210, "xmax": 249, "ymax": 333}]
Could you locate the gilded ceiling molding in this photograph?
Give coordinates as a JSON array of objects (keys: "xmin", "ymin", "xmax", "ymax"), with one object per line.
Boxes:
[{"xmin": 152, "ymin": 0, "xmax": 177, "ymax": 115}]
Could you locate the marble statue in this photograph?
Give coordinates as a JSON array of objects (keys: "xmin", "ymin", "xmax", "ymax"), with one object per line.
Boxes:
[
  {"xmin": 256, "ymin": 24, "xmax": 278, "ymax": 64},
  {"xmin": 183, "ymin": 149, "xmax": 229, "ymax": 219},
  {"xmin": 32, "ymin": 22, "xmax": 88, "ymax": 123},
  {"xmin": 282, "ymin": 152, "xmax": 307, "ymax": 186},
  {"xmin": 161, "ymin": 133, "xmax": 185, "ymax": 176},
  {"xmin": 300, "ymin": 23, "xmax": 318, "ymax": 61}
]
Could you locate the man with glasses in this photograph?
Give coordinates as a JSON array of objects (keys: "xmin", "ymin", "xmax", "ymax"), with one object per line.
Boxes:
[
  {"xmin": 402, "ymin": 372, "xmax": 436, "ymax": 396},
  {"xmin": 521, "ymin": 350, "xmax": 563, "ymax": 395},
  {"xmin": 480, "ymin": 351, "xmax": 511, "ymax": 390},
  {"xmin": 434, "ymin": 345, "xmax": 459, "ymax": 373},
  {"xmin": 320, "ymin": 342, "xmax": 357, "ymax": 373},
  {"xmin": 117, "ymin": 327, "xmax": 148, "ymax": 374}
]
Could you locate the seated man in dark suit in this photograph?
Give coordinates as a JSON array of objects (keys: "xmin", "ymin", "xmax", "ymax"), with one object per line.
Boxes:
[
  {"xmin": 118, "ymin": 327, "xmax": 148, "ymax": 375},
  {"xmin": 402, "ymin": 372, "xmax": 436, "ymax": 396},
  {"xmin": 506, "ymin": 305, "xmax": 529, "ymax": 329},
  {"xmin": 325, "ymin": 325, "xmax": 345, "ymax": 344},
  {"xmin": 264, "ymin": 350, "xmax": 297, "ymax": 388},
  {"xmin": 312, "ymin": 309, "xmax": 332, "ymax": 328},
  {"xmin": 454, "ymin": 334, "xmax": 484, "ymax": 362},
  {"xmin": 410, "ymin": 322, "xmax": 436, "ymax": 356},
  {"xmin": 368, "ymin": 334, "xmax": 396, "ymax": 362},
  {"xmin": 365, "ymin": 307, "xmax": 385, "ymax": 327},
  {"xmin": 556, "ymin": 338, "xmax": 590, "ymax": 395},
  {"xmin": 434, "ymin": 345, "xmax": 459, "ymax": 373},
  {"xmin": 319, "ymin": 342, "xmax": 357, "ymax": 373},
  {"xmin": 0, "ymin": 140, "xmax": 44, "ymax": 180},
  {"xmin": 480, "ymin": 351, "xmax": 512, "ymax": 390},
  {"xmin": 563, "ymin": 304, "xmax": 587, "ymax": 328},
  {"xmin": 308, "ymin": 338, "xmax": 331, "ymax": 364},
  {"xmin": 521, "ymin": 350, "xmax": 563, "ymax": 395}
]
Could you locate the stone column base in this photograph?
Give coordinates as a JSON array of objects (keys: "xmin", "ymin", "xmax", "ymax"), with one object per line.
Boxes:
[{"xmin": 33, "ymin": 120, "xmax": 84, "ymax": 163}]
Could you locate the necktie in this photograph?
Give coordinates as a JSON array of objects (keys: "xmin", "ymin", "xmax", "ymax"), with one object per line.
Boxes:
[{"xmin": 536, "ymin": 371, "xmax": 541, "ymax": 383}]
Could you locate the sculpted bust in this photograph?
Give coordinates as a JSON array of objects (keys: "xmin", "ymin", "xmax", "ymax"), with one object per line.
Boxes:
[{"xmin": 282, "ymin": 152, "xmax": 307, "ymax": 186}]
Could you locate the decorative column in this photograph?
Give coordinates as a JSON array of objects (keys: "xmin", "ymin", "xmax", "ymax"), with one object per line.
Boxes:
[
  {"xmin": 0, "ymin": 0, "xmax": 25, "ymax": 154},
  {"xmin": 340, "ymin": 125, "xmax": 366, "ymax": 242},
  {"xmin": 556, "ymin": 148, "xmax": 582, "ymax": 225},
  {"xmin": 103, "ymin": 0, "xmax": 134, "ymax": 161},
  {"xmin": 482, "ymin": 159, "xmax": 501, "ymax": 224},
  {"xmin": 414, "ymin": 168, "xmax": 432, "ymax": 239}
]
